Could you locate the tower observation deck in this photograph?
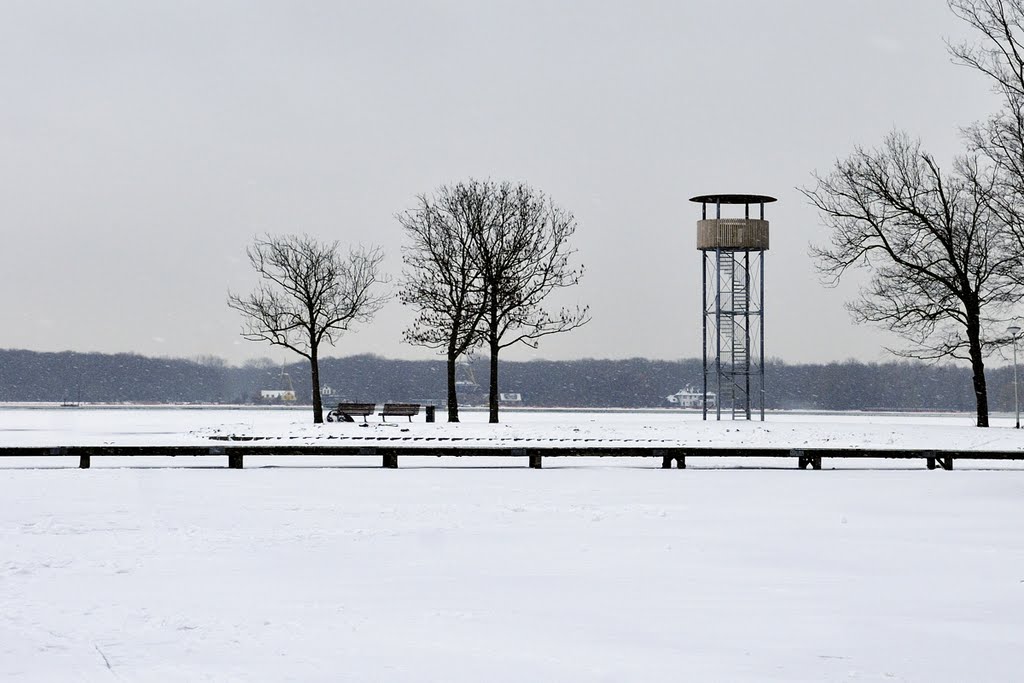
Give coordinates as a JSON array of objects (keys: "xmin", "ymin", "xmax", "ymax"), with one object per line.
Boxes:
[{"xmin": 691, "ymin": 193, "xmax": 775, "ymax": 421}]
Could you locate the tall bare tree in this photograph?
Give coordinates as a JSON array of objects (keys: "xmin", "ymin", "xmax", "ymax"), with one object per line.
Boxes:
[
  {"xmin": 398, "ymin": 181, "xmax": 496, "ymax": 422},
  {"xmin": 228, "ymin": 234, "xmax": 387, "ymax": 423},
  {"xmin": 802, "ymin": 132, "xmax": 1020, "ymax": 426},
  {"xmin": 474, "ymin": 182, "xmax": 589, "ymax": 423}
]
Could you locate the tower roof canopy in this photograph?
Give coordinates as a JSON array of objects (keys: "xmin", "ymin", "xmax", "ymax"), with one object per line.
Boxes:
[{"xmin": 689, "ymin": 194, "xmax": 777, "ymax": 204}]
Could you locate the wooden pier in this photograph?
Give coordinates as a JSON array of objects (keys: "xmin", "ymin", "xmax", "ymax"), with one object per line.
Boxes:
[{"xmin": 1, "ymin": 443, "xmax": 1022, "ymax": 470}]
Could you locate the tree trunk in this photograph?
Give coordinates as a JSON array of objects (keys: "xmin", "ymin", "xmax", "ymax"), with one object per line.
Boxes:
[
  {"xmin": 488, "ymin": 338, "xmax": 500, "ymax": 424},
  {"xmin": 310, "ymin": 346, "xmax": 323, "ymax": 424},
  {"xmin": 446, "ymin": 350, "xmax": 460, "ymax": 423},
  {"xmin": 966, "ymin": 307, "xmax": 989, "ymax": 427}
]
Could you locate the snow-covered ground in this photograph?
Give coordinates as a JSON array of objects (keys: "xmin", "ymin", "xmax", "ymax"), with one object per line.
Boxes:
[
  {"xmin": 4, "ymin": 405, "xmax": 1024, "ymax": 451},
  {"xmin": 2, "ymin": 407, "xmax": 1024, "ymax": 681}
]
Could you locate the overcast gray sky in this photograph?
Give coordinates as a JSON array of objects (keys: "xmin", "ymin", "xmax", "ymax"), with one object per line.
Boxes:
[{"xmin": 0, "ymin": 1, "xmax": 998, "ymax": 365}]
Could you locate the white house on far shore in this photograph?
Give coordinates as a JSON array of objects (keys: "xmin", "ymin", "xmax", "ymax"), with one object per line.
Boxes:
[{"xmin": 667, "ymin": 385, "xmax": 715, "ymax": 409}]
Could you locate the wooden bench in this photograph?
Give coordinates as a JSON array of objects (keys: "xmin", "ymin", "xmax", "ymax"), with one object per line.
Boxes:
[
  {"xmin": 379, "ymin": 403, "xmax": 420, "ymax": 422},
  {"xmin": 326, "ymin": 402, "xmax": 376, "ymax": 424}
]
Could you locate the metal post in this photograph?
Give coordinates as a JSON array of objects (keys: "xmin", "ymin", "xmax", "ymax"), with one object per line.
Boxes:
[
  {"xmin": 760, "ymin": 250, "xmax": 765, "ymax": 421},
  {"xmin": 1015, "ymin": 337, "xmax": 1020, "ymax": 429},
  {"xmin": 744, "ymin": 250, "xmax": 751, "ymax": 420},
  {"xmin": 1009, "ymin": 326, "xmax": 1021, "ymax": 429},
  {"xmin": 702, "ymin": 251, "xmax": 708, "ymax": 421},
  {"xmin": 717, "ymin": 199, "xmax": 722, "ymax": 421},
  {"xmin": 715, "ymin": 248, "xmax": 722, "ymax": 420}
]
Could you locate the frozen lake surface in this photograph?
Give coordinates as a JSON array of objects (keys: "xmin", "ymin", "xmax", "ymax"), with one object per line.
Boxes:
[{"xmin": 2, "ymin": 407, "xmax": 1023, "ymax": 681}]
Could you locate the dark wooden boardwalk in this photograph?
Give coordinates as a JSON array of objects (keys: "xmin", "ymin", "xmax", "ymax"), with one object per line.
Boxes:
[{"xmin": 2, "ymin": 442, "xmax": 1024, "ymax": 470}]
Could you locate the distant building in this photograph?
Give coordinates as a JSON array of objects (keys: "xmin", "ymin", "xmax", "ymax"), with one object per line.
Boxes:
[
  {"xmin": 260, "ymin": 389, "xmax": 296, "ymax": 401},
  {"xmin": 667, "ymin": 385, "xmax": 715, "ymax": 409},
  {"xmin": 499, "ymin": 392, "xmax": 523, "ymax": 404},
  {"xmin": 261, "ymin": 367, "xmax": 296, "ymax": 402}
]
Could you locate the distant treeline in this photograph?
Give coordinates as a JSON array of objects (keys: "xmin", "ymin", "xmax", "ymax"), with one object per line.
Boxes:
[{"xmin": 0, "ymin": 348, "xmax": 1016, "ymax": 412}]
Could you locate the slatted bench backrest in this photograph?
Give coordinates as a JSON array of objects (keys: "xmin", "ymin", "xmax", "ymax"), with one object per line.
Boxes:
[
  {"xmin": 381, "ymin": 403, "xmax": 420, "ymax": 417},
  {"xmin": 336, "ymin": 403, "xmax": 376, "ymax": 415}
]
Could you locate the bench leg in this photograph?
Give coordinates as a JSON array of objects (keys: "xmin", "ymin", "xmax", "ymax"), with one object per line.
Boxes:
[
  {"xmin": 79, "ymin": 455, "xmax": 90, "ymax": 469},
  {"xmin": 228, "ymin": 454, "xmax": 244, "ymax": 469},
  {"xmin": 382, "ymin": 454, "xmax": 398, "ymax": 469},
  {"xmin": 528, "ymin": 454, "xmax": 543, "ymax": 469}
]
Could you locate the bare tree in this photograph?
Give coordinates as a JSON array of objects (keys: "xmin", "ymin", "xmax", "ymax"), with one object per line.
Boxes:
[
  {"xmin": 474, "ymin": 182, "xmax": 590, "ymax": 423},
  {"xmin": 948, "ymin": 0, "xmax": 1024, "ymax": 275},
  {"xmin": 398, "ymin": 181, "xmax": 495, "ymax": 422},
  {"xmin": 228, "ymin": 234, "xmax": 387, "ymax": 423},
  {"xmin": 801, "ymin": 132, "xmax": 1020, "ymax": 426}
]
